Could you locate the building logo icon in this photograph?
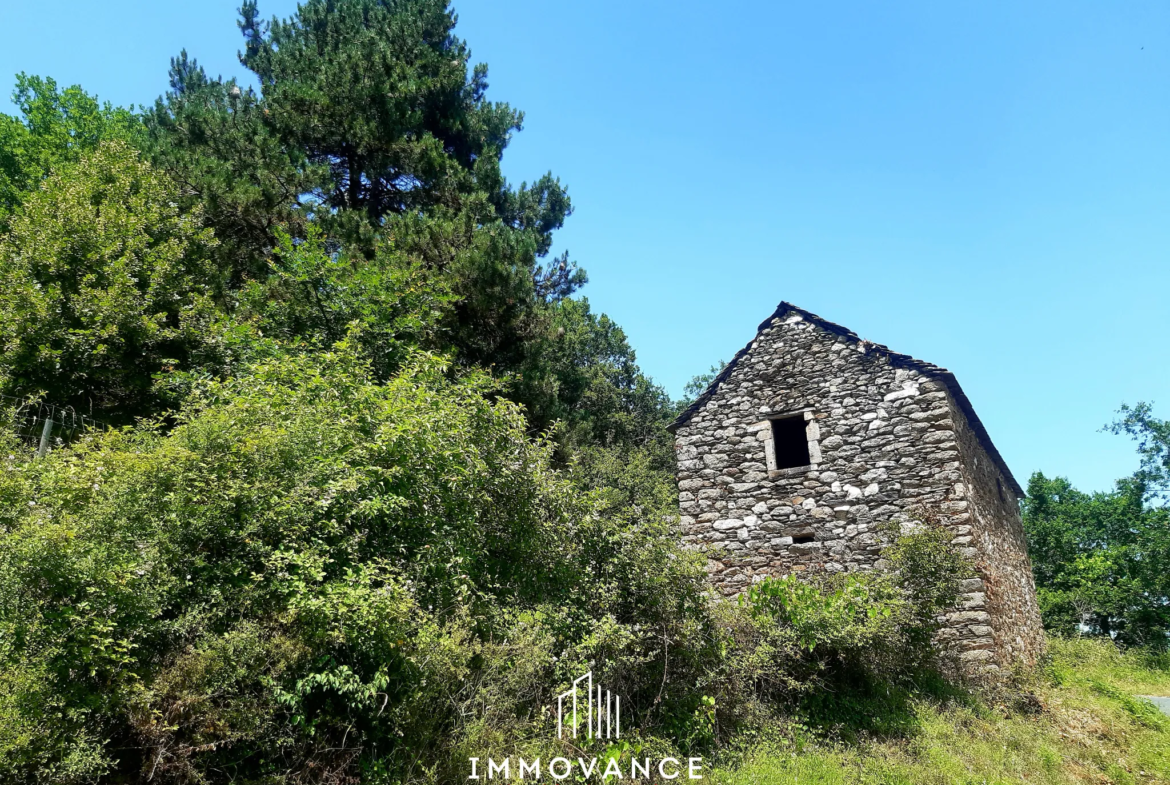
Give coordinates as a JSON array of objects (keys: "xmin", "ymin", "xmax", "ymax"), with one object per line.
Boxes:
[
  {"xmin": 555, "ymin": 671, "xmax": 620, "ymax": 740},
  {"xmin": 469, "ymin": 670, "xmax": 704, "ymax": 780}
]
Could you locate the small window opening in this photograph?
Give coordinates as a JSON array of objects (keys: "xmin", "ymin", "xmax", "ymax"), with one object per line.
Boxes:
[
  {"xmin": 996, "ymin": 478, "xmax": 1005, "ymax": 503},
  {"xmin": 771, "ymin": 416, "xmax": 811, "ymax": 469},
  {"xmin": 792, "ymin": 532, "xmax": 816, "ymax": 544}
]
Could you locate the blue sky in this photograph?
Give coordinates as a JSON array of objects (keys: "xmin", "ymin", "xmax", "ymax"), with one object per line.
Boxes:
[{"xmin": 2, "ymin": 0, "xmax": 1167, "ymax": 493}]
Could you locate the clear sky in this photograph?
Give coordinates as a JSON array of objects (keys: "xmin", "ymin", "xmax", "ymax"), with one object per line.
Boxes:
[{"xmin": 1, "ymin": 1, "xmax": 1167, "ymax": 493}]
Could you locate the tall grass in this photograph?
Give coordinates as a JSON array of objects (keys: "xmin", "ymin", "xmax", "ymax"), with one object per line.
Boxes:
[{"xmin": 711, "ymin": 637, "xmax": 1170, "ymax": 785}]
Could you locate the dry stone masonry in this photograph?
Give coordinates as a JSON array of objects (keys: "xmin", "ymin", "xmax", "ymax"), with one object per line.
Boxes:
[{"xmin": 670, "ymin": 303, "xmax": 1044, "ymax": 677}]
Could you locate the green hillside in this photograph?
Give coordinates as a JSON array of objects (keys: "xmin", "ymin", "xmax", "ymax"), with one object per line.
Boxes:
[{"xmin": 715, "ymin": 639, "xmax": 1170, "ymax": 785}]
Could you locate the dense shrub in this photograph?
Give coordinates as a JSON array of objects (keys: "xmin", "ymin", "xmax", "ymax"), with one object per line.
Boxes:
[
  {"xmin": 724, "ymin": 520, "xmax": 970, "ymax": 721},
  {"xmin": 0, "ymin": 342, "xmax": 698, "ymax": 782}
]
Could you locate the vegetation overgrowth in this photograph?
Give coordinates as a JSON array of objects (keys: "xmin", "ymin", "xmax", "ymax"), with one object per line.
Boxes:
[
  {"xmin": 0, "ymin": 344, "xmax": 972, "ymax": 782},
  {"xmin": 0, "ymin": 0, "xmax": 1167, "ymax": 782},
  {"xmin": 712, "ymin": 638, "xmax": 1170, "ymax": 785}
]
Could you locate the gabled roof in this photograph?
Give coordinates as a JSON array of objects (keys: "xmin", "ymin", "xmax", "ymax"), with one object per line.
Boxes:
[{"xmin": 669, "ymin": 302, "xmax": 1024, "ymax": 497}]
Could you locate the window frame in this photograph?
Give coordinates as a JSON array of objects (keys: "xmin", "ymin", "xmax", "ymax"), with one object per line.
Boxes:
[{"xmin": 762, "ymin": 409, "xmax": 821, "ymax": 474}]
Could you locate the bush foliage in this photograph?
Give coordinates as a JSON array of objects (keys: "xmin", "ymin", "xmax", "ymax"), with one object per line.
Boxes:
[
  {"xmin": 0, "ymin": 343, "xmax": 970, "ymax": 783},
  {"xmin": 0, "ymin": 141, "xmax": 226, "ymax": 421}
]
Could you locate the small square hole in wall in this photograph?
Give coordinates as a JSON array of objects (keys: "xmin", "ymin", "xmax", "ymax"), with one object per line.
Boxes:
[
  {"xmin": 791, "ymin": 532, "xmax": 815, "ymax": 544},
  {"xmin": 771, "ymin": 416, "xmax": 811, "ymax": 470}
]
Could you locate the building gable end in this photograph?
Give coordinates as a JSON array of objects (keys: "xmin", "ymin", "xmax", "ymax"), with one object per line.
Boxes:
[{"xmin": 669, "ymin": 302, "xmax": 1022, "ymax": 497}]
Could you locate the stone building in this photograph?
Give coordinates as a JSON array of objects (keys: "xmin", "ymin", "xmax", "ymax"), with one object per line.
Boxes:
[{"xmin": 669, "ymin": 302, "xmax": 1044, "ymax": 675}]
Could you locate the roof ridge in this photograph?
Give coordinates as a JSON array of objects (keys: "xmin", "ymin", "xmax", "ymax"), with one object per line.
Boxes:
[{"xmin": 669, "ymin": 301, "xmax": 1023, "ymax": 497}]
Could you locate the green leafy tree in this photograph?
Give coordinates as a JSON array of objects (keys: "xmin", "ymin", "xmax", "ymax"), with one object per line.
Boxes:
[
  {"xmin": 681, "ymin": 359, "xmax": 728, "ymax": 406},
  {"xmin": 236, "ymin": 224, "xmax": 452, "ymax": 377},
  {"xmin": 147, "ymin": 1, "xmax": 668, "ymax": 461},
  {"xmin": 0, "ymin": 140, "xmax": 224, "ymax": 421},
  {"xmin": 1109, "ymin": 402, "xmax": 1170, "ymax": 502},
  {"xmin": 1025, "ymin": 404, "xmax": 1170, "ymax": 647},
  {"xmin": 1023, "ymin": 472, "xmax": 1170, "ymax": 647},
  {"xmin": 144, "ymin": 1, "xmax": 688, "ymax": 461},
  {"xmin": 0, "ymin": 74, "xmax": 140, "ymax": 228}
]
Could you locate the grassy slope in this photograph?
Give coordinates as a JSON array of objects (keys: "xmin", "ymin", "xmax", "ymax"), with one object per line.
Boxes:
[{"xmin": 712, "ymin": 639, "xmax": 1170, "ymax": 785}]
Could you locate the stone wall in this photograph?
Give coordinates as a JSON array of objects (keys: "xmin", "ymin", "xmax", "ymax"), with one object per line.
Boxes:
[
  {"xmin": 947, "ymin": 394, "xmax": 1046, "ymax": 671},
  {"xmin": 673, "ymin": 306, "xmax": 1044, "ymax": 677}
]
